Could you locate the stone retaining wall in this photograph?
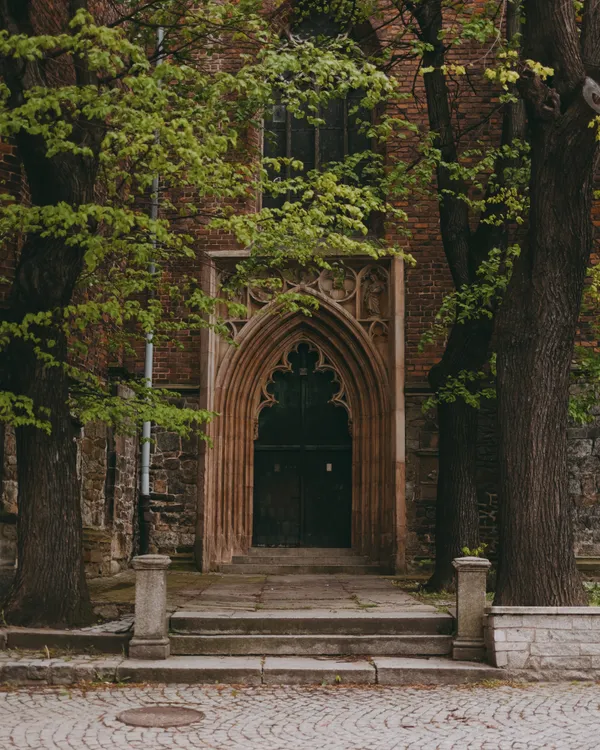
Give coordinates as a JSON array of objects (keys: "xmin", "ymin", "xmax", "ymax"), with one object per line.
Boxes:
[
  {"xmin": 1, "ymin": 420, "xmax": 138, "ymax": 577},
  {"xmin": 485, "ymin": 606, "xmax": 600, "ymax": 680}
]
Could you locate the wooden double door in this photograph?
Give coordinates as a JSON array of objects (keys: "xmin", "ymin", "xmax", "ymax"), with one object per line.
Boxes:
[{"xmin": 253, "ymin": 344, "xmax": 352, "ymax": 548}]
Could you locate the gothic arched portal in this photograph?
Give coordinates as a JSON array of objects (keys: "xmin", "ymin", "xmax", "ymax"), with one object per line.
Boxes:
[
  {"xmin": 201, "ymin": 293, "xmax": 395, "ymax": 571},
  {"xmin": 253, "ymin": 342, "xmax": 352, "ymax": 548}
]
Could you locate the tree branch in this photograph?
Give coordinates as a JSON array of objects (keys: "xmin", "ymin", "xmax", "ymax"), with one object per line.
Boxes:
[
  {"xmin": 407, "ymin": 0, "xmax": 472, "ymax": 289},
  {"xmin": 522, "ymin": 0, "xmax": 585, "ymax": 99}
]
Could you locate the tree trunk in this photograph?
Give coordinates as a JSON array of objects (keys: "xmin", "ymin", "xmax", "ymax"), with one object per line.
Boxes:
[
  {"xmin": 3, "ymin": 329, "xmax": 93, "ymax": 626},
  {"xmin": 426, "ymin": 398, "xmax": 480, "ymax": 590},
  {"xmin": 0, "ymin": 0, "xmax": 102, "ymax": 622},
  {"xmin": 495, "ymin": 101, "xmax": 593, "ymax": 606},
  {"xmin": 424, "ymin": 312, "xmax": 495, "ymax": 589},
  {"xmin": 1, "ymin": 147, "xmax": 98, "ymax": 626}
]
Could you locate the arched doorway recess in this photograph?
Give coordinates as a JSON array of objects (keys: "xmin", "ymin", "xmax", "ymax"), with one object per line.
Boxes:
[
  {"xmin": 204, "ymin": 294, "xmax": 392, "ymax": 570},
  {"xmin": 253, "ymin": 342, "xmax": 352, "ymax": 548}
]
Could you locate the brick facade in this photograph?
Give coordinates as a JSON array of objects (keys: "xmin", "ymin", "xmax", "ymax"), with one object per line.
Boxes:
[{"xmin": 0, "ymin": 2, "xmax": 598, "ymax": 576}]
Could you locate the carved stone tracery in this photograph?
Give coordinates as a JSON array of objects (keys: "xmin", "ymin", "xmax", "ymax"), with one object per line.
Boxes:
[
  {"xmin": 217, "ymin": 262, "xmax": 390, "ymax": 348},
  {"xmin": 254, "ymin": 341, "xmax": 352, "ymax": 439}
]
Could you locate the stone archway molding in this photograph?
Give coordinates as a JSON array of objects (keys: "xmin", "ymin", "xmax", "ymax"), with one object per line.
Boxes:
[{"xmin": 202, "ymin": 291, "xmax": 393, "ymax": 570}]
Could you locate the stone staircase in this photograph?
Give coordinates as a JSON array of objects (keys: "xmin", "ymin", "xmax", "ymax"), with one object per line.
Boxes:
[
  {"xmin": 218, "ymin": 547, "xmax": 385, "ymax": 575},
  {"xmin": 170, "ymin": 610, "xmax": 453, "ymax": 657},
  {"xmin": 167, "ymin": 609, "xmax": 502, "ymax": 684}
]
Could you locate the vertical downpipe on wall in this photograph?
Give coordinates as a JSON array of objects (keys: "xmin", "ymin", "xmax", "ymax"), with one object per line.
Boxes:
[
  {"xmin": 391, "ymin": 256, "xmax": 407, "ymax": 572},
  {"xmin": 139, "ymin": 27, "xmax": 165, "ymax": 555}
]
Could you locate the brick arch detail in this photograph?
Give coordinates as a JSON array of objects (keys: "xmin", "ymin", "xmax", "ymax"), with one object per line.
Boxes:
[{"xmin": 203, "ymin": 293, "xmax": 394, "ymax": 570}]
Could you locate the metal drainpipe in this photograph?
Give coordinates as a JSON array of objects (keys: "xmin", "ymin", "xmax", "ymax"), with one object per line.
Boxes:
[{"xmin": 139, "ymin": 26, "xmax": 165, "ymax": 555}]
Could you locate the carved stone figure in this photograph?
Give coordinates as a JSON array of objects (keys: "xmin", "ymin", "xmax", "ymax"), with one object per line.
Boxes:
[{"xmin": 363, "ymin": 268, "xmax": 387, "ymax": 317}]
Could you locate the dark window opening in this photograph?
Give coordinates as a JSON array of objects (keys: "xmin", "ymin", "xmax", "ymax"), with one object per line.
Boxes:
[
  {"xmin": 262, "ymin": 11, "xmax": 381, "ymax": 231},
  {"xmin": 263, "ymin": 89, "xmax": 373, "ymax": 210}
]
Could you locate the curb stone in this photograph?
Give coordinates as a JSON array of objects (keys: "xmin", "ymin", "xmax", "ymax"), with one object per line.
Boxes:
[{"xmin": 0, "ymin": 655, "xmax": 510, "ymax": 686}]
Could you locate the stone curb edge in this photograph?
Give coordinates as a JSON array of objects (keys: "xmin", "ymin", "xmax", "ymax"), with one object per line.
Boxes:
[
  {"xmin": 0, "ymin": 655, "xmax": 514, "ymax": 687},
  {"xmin": 0, "ymin": 628, "xmax": 130, "ymax": 654}
]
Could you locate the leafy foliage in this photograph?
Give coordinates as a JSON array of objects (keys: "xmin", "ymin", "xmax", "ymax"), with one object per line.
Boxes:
[{"xmin": 0, "ymin": 1, "xmax": 409, "ymax": 438}]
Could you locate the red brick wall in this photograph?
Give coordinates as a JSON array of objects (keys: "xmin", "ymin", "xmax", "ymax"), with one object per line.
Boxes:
[{"xmin": 2, "ymin": 3, "xmax": 598, "ymax": 386}]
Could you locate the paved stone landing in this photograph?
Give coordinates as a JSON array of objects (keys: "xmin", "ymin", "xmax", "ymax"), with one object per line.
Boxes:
[
  {"xmin": 170, "ymin": 573, "xmax": 438, "ymax": 614},
  {"xmin": 1, "ymin": 683, "xmax": 599, "ymax": 749},
  {"xmin": 88, "ymin": 571, "xmax": 439, "ymax": 627}
]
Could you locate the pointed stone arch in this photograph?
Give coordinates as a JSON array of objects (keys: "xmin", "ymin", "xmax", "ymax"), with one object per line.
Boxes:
[
  {"xmin": 255, "ymin": 339, "xmax": 352, "ymax": 439},
  {"xmin": 202, "ymin": 292, "xmax": 394, "ymax": 570}
]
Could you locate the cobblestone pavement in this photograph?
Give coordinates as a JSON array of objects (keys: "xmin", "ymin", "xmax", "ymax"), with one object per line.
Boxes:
[{"xmin": 1, "ymin": 682, "xmax": 599, "ymax": 749}]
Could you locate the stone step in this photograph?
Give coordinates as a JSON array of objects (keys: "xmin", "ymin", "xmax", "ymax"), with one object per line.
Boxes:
[
  {"xmin": 170, "ymin": 633, "xmax": 452, "ymax": 657},
  {"xmin": 3, "ymin": 655, "xmax": 503, "ymax": 686},
  {"xmin": 218, "ymin": 563, "xmax": 384, "ymax": 575},
  {"xmin": 231, "ymin": 555, "xmax": 370, "ymax": 566},
  {"xmin": 170, "ymin": 611, "xmax": 454, "ymax": 636},
  {"xmin": 248, "ymin": 547, "xmax": 358, "ymax": 558},
  {"xmin": 169, "ymin": 553, "xmax": 197, "ymax": 571}
]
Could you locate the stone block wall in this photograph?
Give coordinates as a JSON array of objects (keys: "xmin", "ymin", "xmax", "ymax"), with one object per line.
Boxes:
[
  {"xmin": 486, "ymin": 607, "xmax": 600, "ymax": 679},
  {"xmin": 79, "ymin": 422, "xmax": 138, "ymax": 576},
  {"xmin": 111, "ymin": 433, "xmax": 139, "ymax": 571},
  {"xmin": 0, "ymin": 513, "xmax": 16, "ymax": 570},
  {"xmin": 82, "ymin": 528, "xmax": 112, "ymax": 577},
  {"xmin": 80, "ymin": 422, "xmax": 109, "ymax": 529},
  {"xmin": 0, "ymin": 426, "xmax": 17, "ymax": 517},
  {"xmin": 1, "ymin": 421, "xmax": 138, "ymax": 577},
  {"xmin": 0, "ymin": 427, "xmax": 18, "ymax": 570},
  {"xmin": 148, "ymin": 396, "xmax": 200, "ymax": 562},
  {"xmin": 568, "ymin": 419, "xmax": 600, "ymax": 559}
]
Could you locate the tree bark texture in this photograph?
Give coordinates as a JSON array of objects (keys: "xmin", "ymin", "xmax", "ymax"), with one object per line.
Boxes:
[
  {"xmin": 413, "ymin": 0, "xmax": 525, "ymax": 590},
  {"xmin": 0, "ymin": 0, "xmax": 100, "ymax": 625},
  {"xmin": 494, "ymin": 0, "xmax": 600, "ymax": 606},
  {"xmin": 3, "ymin": 330, "xmax": 93, "ymax": 626}
]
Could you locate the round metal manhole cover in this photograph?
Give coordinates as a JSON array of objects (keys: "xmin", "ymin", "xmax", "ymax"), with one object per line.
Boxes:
[{"xmin": 117, "ymin": 705, "xmax": 204, "ymax": 728}]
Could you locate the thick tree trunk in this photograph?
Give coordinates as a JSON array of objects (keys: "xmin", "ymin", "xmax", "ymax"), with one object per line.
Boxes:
[
  {"xmin": 1, "ymin": 230, "xmax": 96, "ymax": 626},
  {"xmin": 426, "ymin": 398, "xmax": 480, "ymax": 590},
  {"xmin": 412, "ymin": 0, "xmax": 526, "ymax": 591},
  {"xmin": 424, "ymin": 314, "xmax": 495, "ymax": 589},
  {"xmin": 0, "ymin": 0, "xmax": 101, "ymax": 624},
  {"xmin": 0, "ymin": 135, "xmax": 99, "ymax": 626},
  {"xmin": 495, "ymin": 102, "xmax": 593, "ymax": 606},
  {"xmin": 3, "ymin": 330, "xmax": 93, "ymax": 626}
]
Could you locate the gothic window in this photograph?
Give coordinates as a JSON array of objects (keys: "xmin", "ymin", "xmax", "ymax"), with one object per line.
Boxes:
[{"xmin": 262, "ymin": 12, "xmax": 375, "ymax": 212}]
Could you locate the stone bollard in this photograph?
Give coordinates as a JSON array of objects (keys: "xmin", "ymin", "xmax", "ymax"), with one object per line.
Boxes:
[
  {"xmin": 452, "ymin": 556, "xmax": 491, "ymax": 662},
  {"xmin": 129, "ymin": 554, "xmax": 171, "ymax": 660}
]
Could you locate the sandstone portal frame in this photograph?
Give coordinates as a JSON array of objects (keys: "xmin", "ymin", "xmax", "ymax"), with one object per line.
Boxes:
[{"xmin": 197, "ymin": 290, "xmax": 400, "ymax": 571}]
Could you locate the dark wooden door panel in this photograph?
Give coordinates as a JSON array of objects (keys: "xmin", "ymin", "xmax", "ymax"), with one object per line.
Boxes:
[
  {"xmin": 303, "ymin": 450, "xmax": 351, "ymax": 547},
  {"xmin": 253, "ymin": 451, "xmax": 302, "ymax": 546},
  {"xmin": 253, "ymin": 344, "xmax": 352, "ymax": 548}
]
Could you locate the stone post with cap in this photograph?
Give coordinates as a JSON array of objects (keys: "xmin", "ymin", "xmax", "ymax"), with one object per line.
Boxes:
[
  {"xmin": 452, "ymin": 556, "xmax": 491, "ymax": 661},
  {"xmin": 129, "ymin": 554, "xmax": 171, "ymax": 660}
]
